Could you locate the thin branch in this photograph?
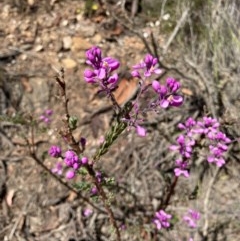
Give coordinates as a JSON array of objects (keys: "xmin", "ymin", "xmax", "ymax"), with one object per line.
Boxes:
[
  {"xmin": 163, "ymin": 8, "xmax": 189, "ymax": 54},
  {"xmin": 202, "ymin": 168, "xmax": 220, "ymax": 237}
]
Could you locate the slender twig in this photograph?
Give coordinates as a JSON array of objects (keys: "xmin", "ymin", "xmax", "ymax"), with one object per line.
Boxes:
[
  {"xmin": 8, "ymin": 196, "xmax": 34, "ymax": 240},
  {"xmin": 184, "ymin": 57, "xmax": 217, "ymax": 117},
  {"xmin": 202, "ymin": 168, "xmax": 219, "ymax": 237},
  {"xmin": 163, "ymin": 8, "xmax": 189, "ymax": 54},
  {"xmin": 86, "ymin": 165, "xmax": 121, "ymax": 240},
  {"xmin": 161, "ymin": 176, "xmax": 179, "ymax": 209},
  {"xmin": 150, "ymin": 32, "xmax": 160, "ymax": 65}
]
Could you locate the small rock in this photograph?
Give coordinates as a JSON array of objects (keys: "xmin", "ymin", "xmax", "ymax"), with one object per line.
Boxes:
[
  {"xmin": 54, "ymin": 41, "xmax": 63, "ymax": 52},
  {"xmin": 35, "ymin": 45, "xmax": 44, "ymax": 52},
  {"xmin": 123, "ymin": 36, "xmax": 145, "ymax": 51},
  {"xmin": 20, "ymin": 54, "xmax": 27, "ymax": 60},
  {"xmin": 61, "ymin": 20, "xmax": 68, "ymax": 27},
  {"xmin": 77, "ymin": 23, "xmax": 95, "ymax": 37},
  {"xmin": 92, "ymin": 34, "xmax": 102, "ymax": 44},
  {"xmin": 62, "ymin": 36, "xmax": 72, "ymax": 50},
  {"xmin": 20, "ymin": 77, "xmax": 49, "ymax": 111},
  {"xmin": 71, "ymin": 37, "xmax": 92, "ymax": 52},
  {"xmin": 61, "ymin": 58, "xmax": 77, "ymax": 69},
  {"xmin": 27, "ymin": 0, "xmax": 35, "ymax": 6}
]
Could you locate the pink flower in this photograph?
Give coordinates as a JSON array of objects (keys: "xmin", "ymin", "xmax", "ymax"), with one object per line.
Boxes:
[
  {"xmin": 133, "ymin": 54, "xmax": 162, "ymax": 77},
  {"xmin": 174, "ymin": 159, "xmax": 189, "ymax": 178},
  {"xmin": 152, "ymin": 78, "xmax": 183, "ymax": 108},
  {"xmin": 65, "ymin": 170, "xmax": 75, "ymax": 179},
  {"xmin": 49, "ymin": 145, "xmax": 62, "ymax": 158},
  {"xmin": 64, "ymin": 150, "xmax": 80, "ymax": 168},
  {"xmin": 91, "ymin": 187, "xmax": 98, "ymax": 195},
  {"xmin": 153, "ymin": 210, "xmax": 172, "ymax": 230},
  {"xmin": 183, "ymin": 209, "xmax": 200, "ymax": 228},
  {"xmin": 84, "ymin": 46, "xmax": 120, "ymax": 85},
  {"xmin": 51, "ymin": 162, "xmax": 63, "ymax": 175},
  {"xmin": 81, "ymin": 157, "xmax": 88, "ymax": 165},
  {"xmin": 136, "ymin": 125, "xmax": 146, "ymax": 137},
  {"xmin": 83, "ymin": 208, "xmax": 93, "ymax": 217}
]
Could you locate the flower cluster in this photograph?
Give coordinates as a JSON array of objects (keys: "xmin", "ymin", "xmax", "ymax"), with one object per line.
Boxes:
[
  {"xmin": 174, "ymin": 159, "xmax": 189, "ymax": 178},
  {"xmin": 183, "ymin": 209, "xmax": 201, "ymax": 228},
  {"xmin": 132, "ymin": 53, "xmax": 162, "ymax": 78},
  {"xmin": 152, "ymin": 78, "xmax": 183, "ymax": 108},
  {"xmin": 49, "ymin": 145, "xmax": 62, "ymax": 158},
  {"xmin": 122, "ymin": 54, "xmax": 183, "ymax": 137},
  {"xmin": 83, "ymin": 50, "xmax": 184, "ymax": 138},
  {"xmin": 153, "ymin": 210, "xmax": 172, "ymax": 230},
  {"xmin": 84, "ymin": 46, "xmax": 120, "ymax": 93},
  {"xmin": 170, "ymin": 117, "xmax": 231, "ymax": 177},
  {"xmin": 49, "ymin": 146, "xmax": 89, "ymax": 179}
]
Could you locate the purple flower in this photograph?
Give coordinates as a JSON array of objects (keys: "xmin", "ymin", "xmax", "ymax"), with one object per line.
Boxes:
[
  {"xmin": 83, "ymin": 208, "xmax": 93, "ymax": 217},
  {"xmin": 171, "ymin": 116, "xmax": 230, "ymax": 176},
  {"xmin": 170, "ymin": 135, "xmax": 195, "ymax": 159},
  {"xmin": 107, "ymin": 73, "xmax": 118, "ymax": 86},
  {"xmin": 133, "ymin": 54, "xmax": 162, "ymax": 77},
  {"xmin": 152, "ymin": 78, "xmax": 183, "ymax": 108},
  {"xmin": 102, "ymin": 57, "xmax": 120, "ymax": 72},
  {"xmin": 65, "ymin": 170, "xmax": 75, "ymax": 179},
  {"xmin": 214, "ymin": 131, "xmax": 231, "ymax": 143},
  {"xmin": 64, "ymin": 150, "xmax": 80, "ymax": 169},
  {"xmin": 178, "ymin": 117, "xmax": 196, "ymax": 132},
  {"xmin": 91, "ymin": 186, "xmax": 98, "ymax": 195},
  {"xmin": 84, "ymin": 69, "xmax": 98, "ymax": 83},
  {"xmin": 194, "ymin": 117, "xmax": 220, "ymax": 134},
  {"xmin": 96, "ymin": 171, "xmax": 102, "ymax": 183},
  {"xmin": 86, "ymin": 46, "xmax": 102, "ymax": 69},
  {"xmin": 153, "ymin": 210, "xmax": 172, "ymax": 230},
  {"xmin": 40, "ymin": 115, "xmax": 50, "ymax": 124},
  {"xmin": 85, "ymin": 46, "xmax": 120, "ymax": 82},
  {"xmin": 207, "ymin": 145, "xmax": 226, "ymax": 167},
  {"xmin": 136, "ymin": 125, "xmax": 146, "ymax": 137},
  {"xmin": 81, "ymin": 156, "xmax": 88, "ymax": 165},
  {"xmin": 206, "ymin": 129, "xmax": 230, "ymax": 167},
  {"xmin": 51, "ymin": 162, "xmax": 63, "ymax": 175},
  {"xmin": 152, "ymin": 80, "xmax": 167, "ymax": 96},
  {"xmin": 183, "ymin": 209, "xmax": 200, "ymax": 228},
  {"xmin": 131, "ymin": 70, "xmax": 141, "ymax": 78},
  {"xmin": 84, "ymin": 46, "xmax": 120, "ymax": 96},
  {"xmin": 49, "ymin": 145, "xmax": 62, "ymax": 158},
  {"xmin": 174, "ymin": 159, "xmax": 189, "ymax": 178},
  {"xmin": 45, "ymin": 109, "xmax": 53, "ymax": 116},
  {"xmin": 166, "ymin": 77, "xmax": 181, "ymax": 92}
]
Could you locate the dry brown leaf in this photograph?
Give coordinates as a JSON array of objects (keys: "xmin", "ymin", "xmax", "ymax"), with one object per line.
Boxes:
[{"xmin": 113, "ymin": 78, "xmax": 139, "ymax": 106}]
